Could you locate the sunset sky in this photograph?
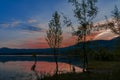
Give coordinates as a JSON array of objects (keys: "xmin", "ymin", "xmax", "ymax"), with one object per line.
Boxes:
[{"xmin": 0, "ymin": 0, "xmax": 120, "ymax": 49}]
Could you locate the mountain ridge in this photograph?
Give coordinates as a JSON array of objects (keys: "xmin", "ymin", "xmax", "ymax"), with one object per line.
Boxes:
[{"xmin": 0, "ymin": 37, "xmax": 119, "ymax": 55}]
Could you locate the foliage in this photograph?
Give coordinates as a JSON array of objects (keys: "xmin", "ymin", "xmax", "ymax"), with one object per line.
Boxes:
[
  {"xmin": 68, "ymin": 0, "xmax": 98, "ymax": 72},
  {"xmin": 46, "ymin": 11, "xmax": 63, "ymax": 74},
  {"xmin": 106, "ymin": 5, "xmax": 120, "ymax": 35},
  {"xmin": 46, "ymin": 11, "xmax": 63, "ymax": 48}
]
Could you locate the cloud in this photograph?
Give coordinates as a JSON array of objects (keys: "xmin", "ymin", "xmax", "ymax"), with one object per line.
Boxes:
[
  {"xmin": 0, "ymin": 21, "xmax": 21, "ymax": 28},
  {"xmin": 0, "ymin": 20, "xmax": 44, "ymax": 32},
  {"xmin": 19, "ymin": 25, "xmax": 42, "ymax": 32},
  {"xmin": 20, "ymin": 22, "xmax": 48, "ymax": 32},
  {"xmin": 18, "ymin": 37, "xmax": 48, "ymax": 49},
  {"xmin": 94, "ymin": 30, "xmax": 118, "ymax": 40},
  {"xmin": 37, "ymin": 23, "xmax": 47, "ymax": 28},
  {"xmin": 34, "ymin": 23, "xmax": 48, "ymax": 32},
  {"xmin": 11, "ymin": 21, "xmax": 21, "ymax": 27},
  {"xmin": 28, "ymin": 19, "xmax": 37, "ymax": 23},
  {"xmin": 0, "ymin": 23, "xmax": 10, "ymax": 28}
]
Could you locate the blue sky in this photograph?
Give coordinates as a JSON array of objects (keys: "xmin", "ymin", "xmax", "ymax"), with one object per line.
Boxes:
[{"xmin": 0, "ymin": 0, "xmax": 120, "ymax": 49}]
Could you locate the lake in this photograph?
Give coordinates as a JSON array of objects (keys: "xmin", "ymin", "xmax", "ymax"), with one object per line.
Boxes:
[{"xmin": 0, "ymin": 55, "xmax": 82, "ymax": 80}]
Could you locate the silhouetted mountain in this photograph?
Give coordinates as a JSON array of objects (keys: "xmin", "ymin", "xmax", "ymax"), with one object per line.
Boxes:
[
  {"xmin": 0, "ymin": 37, "xmax": 119, "ymax": 55},
  {"xmin": 64, "ymin": 37, "xmax": 120, "ymax": 50},
  {"xmin": 0, "ymin": 48, "xmax": 52, "ymax": 55},
  {"xmin": 90, "ymin": 37, "xmax": 120, "ymax": 49}
]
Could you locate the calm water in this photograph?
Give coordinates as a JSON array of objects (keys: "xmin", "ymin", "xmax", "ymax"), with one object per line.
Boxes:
[{"xmin": 0, "ymin": 55, "xmax": 82, "ymax": 80}]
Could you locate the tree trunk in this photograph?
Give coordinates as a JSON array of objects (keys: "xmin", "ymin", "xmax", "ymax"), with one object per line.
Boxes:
[
  {"xmin": 68, "ymin": 55, "xmax": 72, "ymax": 71},
  {"xmin": 83, "ymin": 30, "xmax": 88, "ymax": 72},
  {"xmin": 53, "ymin": 48, "xmax": 58, "ymax": 75}
]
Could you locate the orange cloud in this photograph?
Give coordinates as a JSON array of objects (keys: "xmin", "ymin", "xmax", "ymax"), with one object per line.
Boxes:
[
  {"xmin": 21, "ymin": 32, "xmax": 100, "ymax": 49},
  {"xmin": 62, "ymin": 36, "xmax": 77, "ymax": 47},
  {"xmin": 86, "ymin": 32, "xmax": 100, "ymax": 41},
  {"xmin": 7, "ymin": 31, "xmax": 100, "ymax": 49},
  {"xmin": 20, "ymin": 37, "xmax": 49, "ymax": 49}
]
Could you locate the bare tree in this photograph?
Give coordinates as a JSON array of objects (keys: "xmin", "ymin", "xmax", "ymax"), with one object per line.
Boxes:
[
  {"xmin": 46, "ymin": 11, "xmax": 63, "ymax": 75},
  {"xmin": 68, "ymin": 0, "xmax": 98, "ymax": 72},
  {"xmin": 106, "ymin": 6, "xmax": 120, "ymax": 36},
  {"xmin": 111, "ymin": 5, "xmax": 120, "ymax": 35}
]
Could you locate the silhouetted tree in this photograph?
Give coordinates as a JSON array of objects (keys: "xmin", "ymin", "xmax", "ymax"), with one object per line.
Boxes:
[
  {"xmin": 46, "ymin": 11, "xmax": 63, "ymax": 74},
  {"xmin": 31, "ymin": 53, "xmax": 37, "ymax": 71},
  {"xmin": 68, "ymin": 0, "xmax": 98, "ymax": 72},
  {"xmin": 106, "ymin": 5, "xmax": 120, "ymax": 36},
  {"xmin": 113, "ymin": 38, "xmax": 120, "ymax": 60},
  {"xmin": 31, "ymin": 53, "xmax": 41, "ymax": 80},
  {"xmin": 111, "ymin": 5, "xmax": 120, "ymax": 35}
]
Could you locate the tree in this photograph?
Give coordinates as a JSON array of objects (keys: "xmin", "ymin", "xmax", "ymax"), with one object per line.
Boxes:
[
  {"xmin": 46, "ymin": 11, "xmax": 63, "ymax": 74},
  {"xmin": 106, "ymin": 5, "xmax": 120, "ymax": 36},
  {"xmin": 68, "ymin": 0, "xmax": 98, "ymax": 72},
  {"xmin": 111, "ymin": 5, "xmax": 120, "ymax": 35},
  {"xmin": 31, "ymin": 53, "xmax": 37, "ymax": 71}
]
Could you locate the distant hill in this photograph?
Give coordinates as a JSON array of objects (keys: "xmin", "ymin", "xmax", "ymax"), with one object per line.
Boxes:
[
  {"xmin": 0, "ymin": 37, "xmax": 119, "ymax": 55},
  {"xmin": 0, "ymin": 48, "xmax": 51, "ymax": 55}
]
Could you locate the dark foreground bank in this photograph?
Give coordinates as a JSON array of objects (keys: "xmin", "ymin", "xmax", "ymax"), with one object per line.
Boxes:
[{"xmin": 41, "ymin": 61, "xmax": 120, "ymax": 80}]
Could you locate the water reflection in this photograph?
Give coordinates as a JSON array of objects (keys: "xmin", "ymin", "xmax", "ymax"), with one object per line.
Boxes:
[{"xmin": 0, "ymin": 61, "xmax": 82, "ymax": 80}]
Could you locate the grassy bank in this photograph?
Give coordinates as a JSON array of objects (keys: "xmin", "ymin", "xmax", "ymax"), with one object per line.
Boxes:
[{"xmin": 41, "ymin": 61, "xmax": 120, "ymax": 80}]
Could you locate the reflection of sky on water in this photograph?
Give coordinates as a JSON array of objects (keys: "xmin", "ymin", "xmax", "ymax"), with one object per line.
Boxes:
[{"xmin": 0, "ymin": 61, "xmax": 82, "ymax": 80}]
